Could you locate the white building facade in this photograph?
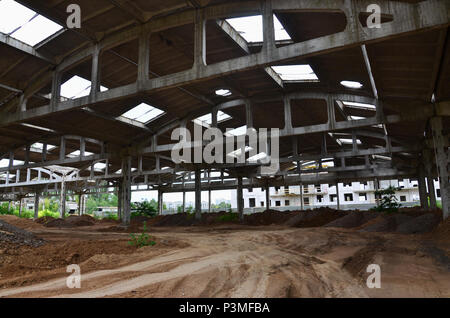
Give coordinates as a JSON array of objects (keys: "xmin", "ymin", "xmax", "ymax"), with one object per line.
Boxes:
[{"xmin": 232, "ymin": 179, "xmax": 442, "ymax": 212}]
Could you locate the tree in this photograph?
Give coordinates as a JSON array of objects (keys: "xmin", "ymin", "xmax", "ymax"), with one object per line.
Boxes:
[{"xmin": 372, "ymin": 186, "xmax": 401, "ymax": 213}]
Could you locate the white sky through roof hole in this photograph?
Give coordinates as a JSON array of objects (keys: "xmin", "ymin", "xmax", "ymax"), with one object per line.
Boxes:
[
  {"xmin": 60, "ymin": 76, "xmax": 108, "ymax": 99},
  {"xmin": 0, "ymin": 0, "xmax": 63, "ymax": 46},
  {"xmin": 226, "ymin": 14, "xmax": 291, "ymax": 43},
  {"xmin": 121, "ymin": 103, "xmax": 165, "ymax": 124}
]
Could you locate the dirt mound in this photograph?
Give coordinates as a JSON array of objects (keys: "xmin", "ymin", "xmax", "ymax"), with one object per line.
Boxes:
[
  {"xmin": 44, "ymin": 215, "xmax": 96, "ymax": 228},
  {"xmin": 0, "ymin": 215, "xmax": 43, "ymax": 230},
  {"xmin": 324, "ymin": 211, "xmax": 378, "ymax": 228},
  {"xmin": 0, "ymin": 219, "xmax": 45, "ymax": 247},
  {"xmin": 359, "ymin": 216, "xmax": 397, "ymax": 233},
  {"xmin": 396, "ymin": 213, "xmax": 442, "ymax": 234},
  {"xmin": 430, "ymin": 218, "xmax": 450, "ymax": 242},
  {"xmin": 285, "ymin": 208, "xmax": 347, "ymax": 228},
  {"xmin": 244, "ymin": 210, "xmax": 294, "ymax": 226},
  {"xmin": 35, "ymin": 216, "xmax": 56, "ymax": 225}
]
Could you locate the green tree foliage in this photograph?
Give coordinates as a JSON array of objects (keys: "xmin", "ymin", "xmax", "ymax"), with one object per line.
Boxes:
[
  {"xmin": 371, "ymin": 186, "xmax": 401, "ymax": 214},
  {"xmin": 128, "ymin": 222, "xmax": 156, "ymax": 248},
  {"xmin": 86, "ymin": 193, "xmax": 118, "ymax": 214},
  {"xmin": 131, "ymin": 199, "xmax": 158, "ymax": 218}
]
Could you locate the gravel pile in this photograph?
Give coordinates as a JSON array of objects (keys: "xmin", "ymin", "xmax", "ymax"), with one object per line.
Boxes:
[{"xmin": 0, "ymin": 219, "xmax": 45, "ymax": 247}]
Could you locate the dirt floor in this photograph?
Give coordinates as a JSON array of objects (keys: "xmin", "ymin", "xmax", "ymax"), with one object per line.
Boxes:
[{"xmin": 0, "ymin": 208, "xmax": 449, "ymax": 298}]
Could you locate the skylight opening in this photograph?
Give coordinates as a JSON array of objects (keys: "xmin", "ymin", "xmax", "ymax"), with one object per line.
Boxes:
[
  {"xmin": 225, "ymin": 14, "xmax": 291, "ymax": 43},
  {"xmin": 227, "ymin": 146, "xmax": 253, "ymax": 159},
  {"xmin": 0, "ymin": 0, "xmax": 63, "ymax": 46},
  {"xmin": 121, "ymin": 103, "xmax": 165, "ymax": 124},
  {"xmin": 195, "ymin": 111, "xmax": 232, "ymax": 126},
  {"xmin": 30, "ymin": 143, "xmax": 56, "ymax": 153},
  {"xmin": 0, "ymin": 159, "xmax": 24, "ymax": 168},
  {"xmin": 271, "ymin": 65, "xmax": 319, "ymax": 82},
  {"xmin": 225, "ymin": 125, "xmax": 248, "ymax": 137},
  {"xmin": 60, "ymin": 76, "xmax": 108, "ymax": 100},
  {"xmin": 248, "ymin": 152, "xmax": 268, "ymax": 162},
  {"xmin": 338, "ymin": 138, "xmax": 362, "ymax": 145},
  {"xmin": 341, "ymin": 81, "xmax": 363, "ymax": 89},
  {"xmin": 21, "ymin": 123, "xmax": 55, "ymax": 132},
  {"xmin": 342, "ymin": 101, "xmax": 376, "ymax": 110},
  {"xmin": 215, "ymin": 89, "xmax": 232, "ymax": 97},
  {"xmin": 93, "ymin": 162, "xmax": 107, "ymax": 171},
  {"xmin": 68, "ymin": 150, "xmax": 94, "ymax": 158},
  {"xmin": 348, "ymin": 116, "xmax": 366, "ymax": 121}
]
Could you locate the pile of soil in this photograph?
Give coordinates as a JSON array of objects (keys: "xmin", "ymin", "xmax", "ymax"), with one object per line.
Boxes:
[
  {"xmin": 35, "ymin": 216, "xmax": 55, "ymax": 225},
  {"xmin": 430, "ymin": 218, "xmax": 450, "ymax": 242},
  {"xmin": 396, "ymin": 213, "xmax": 442, "ymax": 234},
  {"xmin": 324, "ymin": 211, "xmax": 377, "ymax": 228},
  {"xmin": 326, "ymin": 209, "xmax": 444, "ymax": 235},
  {"xmin": 244, "ymin": 210, "xmax": 296, "ymax": 226},
  {"xmin": 0, "ymin": 219, "xmax": 45, "ymax": 247},
  {"xmin": 284, "ymin": 208, "xmax": 347, "ymax": 228},
  {"xmin": 44, "ymin": 215, "xmax": 96, "ymax": 228}
]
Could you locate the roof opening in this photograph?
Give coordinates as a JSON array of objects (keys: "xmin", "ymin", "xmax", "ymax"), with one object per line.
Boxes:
[
  {"xmin": 225, "ymin": 125, "xmax": 247, "ymax": 137},
  {"xmin": 0, "ymin": 0, "xmax": 63, "ymax": 46},
  {"xmin": 342, "ymin": 101, "xmax": 376, "ymax": 110},
  {"xmin": 337, "ymin": 138, "xmax": 362, "ymax": 145},
  {"xmin": 271, "ymin": 65, "xmax": 319, "ymax": 82},
  {"xmin": 0, "ymin": 159, "xmax": 24, "ymax": 168},
  {"xmin": 68, "ymin": 150, "xmax": 94, "ymax": 158},
  {"xmin": 195, "ymin": 111, "xmax": 232, "ymax": 126},
  {"xmin": 60, "ymin": 76, "xmax": 108, "ymax": 100},
  {"xmin": 226, "ymin": 14, "xmax": 291, "ymax": 43},
  {"xmin": 341, "ymin": 80, "xmax": 363, "ymax": 89},
  {"xmin": 121, "ymin": 103, "xmax": 165, "ymax": 124},
  {"xmin": 215, "ymin": 89, "xmax": 232, "ymax": 97},
  {"xmin": 30, "ymin": 142, "xmax": 56, "ymax": 153}
]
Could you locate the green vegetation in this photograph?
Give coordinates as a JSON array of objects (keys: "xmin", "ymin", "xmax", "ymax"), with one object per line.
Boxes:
[
  {"xmin": 371, "ymin": 186, "xmax": 401, "ymax": 214},
  {"xmin": 218, "ymin": 213, "xmax": 239, "ymax": 222},
  {"xmin": 0, "ymin": 202, "xmax": 60, "ymax": 219},
  {"xmin": 131, "ymin": 199, "xmax": 159, "ymax": 218},
  {"xmin": 128, "ymin": 222, "xmax": 156, "ymax": 248},
  {"xmin": 86, "ymin": 193, "xmax": 118, "ymax": 214}
]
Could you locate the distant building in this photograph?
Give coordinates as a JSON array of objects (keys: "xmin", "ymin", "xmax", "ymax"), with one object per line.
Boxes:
[{"xmin": 232, "ymin": 179, "xmax": 441, "ymax": 212}]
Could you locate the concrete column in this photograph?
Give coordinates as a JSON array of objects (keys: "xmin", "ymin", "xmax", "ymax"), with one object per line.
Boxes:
[
  {"xmin": 117, "ymin": 182, "xmax": 123, "ymax": 220},
  {"xmin": 300, "ymin": 183, "xmax": 304, "ymax": 210},
  {"xmin": 427, "ymin": 177, "xmax": 437, "ymax": 209},
  {"xmin": 60, "ymin": 179, "xmax": 66, "ymax": 218},
  {"xmin": 182, "ymin": 191, "xmax": 186, "ymax": 213},
  {"xmin": 336, "ymin": 182, "xmax": 341, "ymax": 210},
  {"xmin": 424, "ymin": 150, "xmax": 437, "ymax": 209},
  {"xmin": 265, "ymin": 184, "xmax": 270, "ymax": 210},
  {"xmin": 431, "ymin": 117, "xmax": 449, "ymax": 219},
  {"xmin": 158, "ymin": 189, "xmax": 163, "ymax": 215},
  {"xmin": 208, "ymin": 190, "xmax": 212, "ymax": 213},
  {"xmin": 18, "ymin": 197, "xmax": 23, "ymax": 217},
  {"xmin": 374, "ymin": 178, "xmax": 380, "ymax": 206},
  {"xmin": 418, "ymin": 172, "xmax": 429, "ymax": 210},
  {"xmin": 237, "ymin": 176, "xmax": 244, "ymax": 221},
  {"xmin": 195, "ymin": 169, "xmax": 202, "ymax": 220},
  {"xmin": 121, "ymin": 157, "xmax": 132, "ymax": 226},
  {"xmin": 77, "ymin": 194, "xmax": 82, "ymax": 215},
  {"xmin": 34, "ymin": 192, "xmax": 40, "ymax": 220}
]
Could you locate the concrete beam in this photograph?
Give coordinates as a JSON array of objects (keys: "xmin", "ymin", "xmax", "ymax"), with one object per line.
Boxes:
[
  {"xmin": 1, "ymin": 0, "xmax": 447, "ymax": 127},
  {"xmin": 0, "ymin": 32, "xmax": 56, "ymax": 65}
]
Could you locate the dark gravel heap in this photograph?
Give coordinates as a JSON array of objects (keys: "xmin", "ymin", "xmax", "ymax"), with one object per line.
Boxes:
[{"xmin": 0, "ymin": 219, "xmax": 45, "ymax": 247}]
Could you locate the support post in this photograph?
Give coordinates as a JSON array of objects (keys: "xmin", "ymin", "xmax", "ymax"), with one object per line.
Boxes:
[
  {"xmin": 182, "ymin": 191, "xmax": 186, "ymax": 213},
  {"xmin": 18, "ymin": 197, "xmax": 23, "ymax": 217},
  {"xmin": 237, "ymin": 176, "xmax": 244, "ymax": 221},
  {"xmin": 265, "ymin": 183, "xmax": 270, "ymax": 211},
  {"xmin": 60, "ymin": 177, "xmax": 66, "ymax": 218},
  {"xmin": 121, "ymin": 157, "xmax": 132, "ymax": 226},
  {"xmin": 424, "ymin": 150, "xmax": 437, "ymax": 209},
  {"xmin": 34, "ymin": 191, "xmax": 40, "ymax": 220},
  {"xmin": 208, "ymin": 190, "xmax": 212, "ymax": 213},
  {"xmin": 431, "ymin": 117, "xmax": 449, "ymax": 219},
  {"xmin": 117, "ymin": 181, "xmax": 123, "ymax": 220},
  {"xmin": 195, "ymin": 169, "xmax": 202, "ymax": 220},
  {"xmin": 418, "ymin": 169, "xmax": 429, "ymax": 210},
  {"xmin": 158, "ymin": 189, "xmax": 163, "ymax": 215},
  {"xmin": 300, "ymin": 183, "xmax": 304, "ymax": 210},
  {"xmin": 336, "ymin": 182, "xmax": 341, "ymax": 210}
]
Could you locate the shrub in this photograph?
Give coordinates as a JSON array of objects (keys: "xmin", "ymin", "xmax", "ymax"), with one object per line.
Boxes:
[
  {"xmin": 131, "ymin": 200, "xmax": 158, "ymax": 218},
  {"xmin": 128, "ymin": 222, "xmax": 156, "ymax": 248},
  {"xmin": 371, "ymin": 186, "xmax": 401, "ymax": 214},
  {"xmin": 218, "ymin": 213, "xmax": 239, "ymax": 222}
]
